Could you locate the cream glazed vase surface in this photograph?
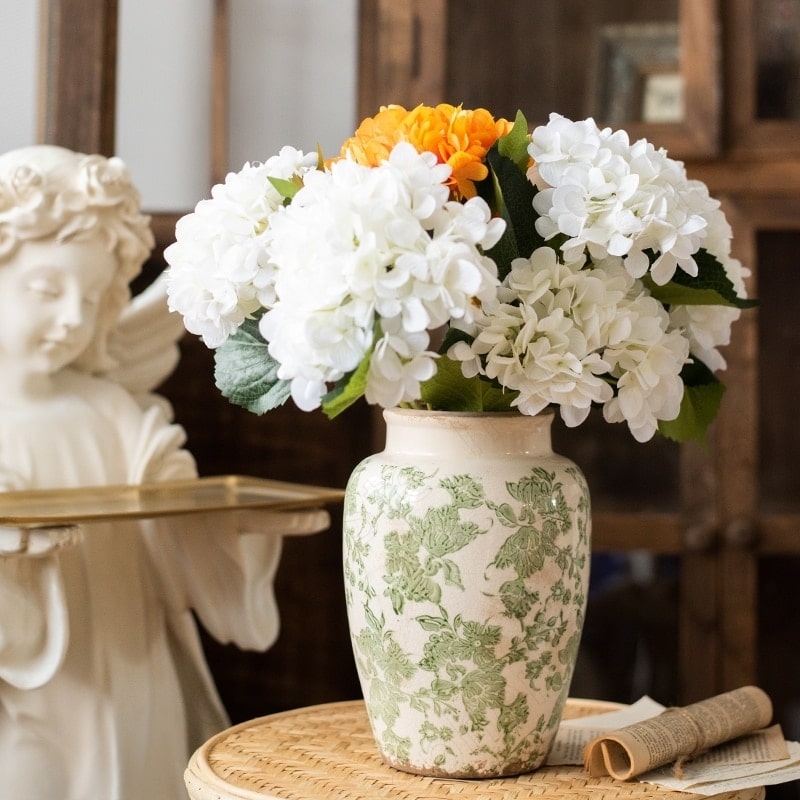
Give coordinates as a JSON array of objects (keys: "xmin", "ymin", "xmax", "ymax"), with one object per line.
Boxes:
[{"xmin": 343, "ymin": 408, "xmax": 591, "ymax": 778}]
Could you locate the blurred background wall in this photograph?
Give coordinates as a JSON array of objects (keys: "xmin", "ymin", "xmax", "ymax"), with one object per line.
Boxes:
[{"xmin": 0, "ymin": 0, "xmax": 358, "ymax": 209}]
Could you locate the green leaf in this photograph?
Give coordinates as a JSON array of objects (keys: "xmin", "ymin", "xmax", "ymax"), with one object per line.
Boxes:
[
  {"xmin": 268, "ymin": 175, "xmax": 300, "ymax": 201},
  {"xmin": 420, "ymin": 355, "xmax": 516, "ymax": 412},
  {"xmin": 364, "ymin": 605, "xmax": 385, "ymax": 633},
  {"xmin": 441, "ymin": 557, "xmax": 464, "ymax": 589},
  {"xmin": 647, "ymin": 285, "xmax": 743, "ymax": 306},
  {"xmin": 418, "ymin": 505, "xmax": 483, "ymax": 557},
  {"xmin": 499, "ymin": 693, "xmax": 530, "ymax": 733},
  {"xmin": 494, "ymin": 526, "xmax": 546, "ymax": 578},
  {"xmin": 496, "ymin": 110, "xmax": 531, "ymax": 172},
  {"xmin": 499, "ymin": 578, "xmax": 537, "ymax": 619},
  {"xmin": 321, "ymin": 350, "xmax": 371, "ymax": 419},
  {"xmin": 483, "ymin": 149, "xmax": 541, "ymax": 279},
  {"xmin": 645, "ymin": 249, "xmax": 758, "ymax": 309},
  {"xmin": 213, "ymin": 317, "xmax": 291, "ymax": 414},
  {"xmin": 658, "ymin": 360, "xmax": 726, "ymax": 443},
  {"xmin": 493, "ymin": 502, "xmax": 519, "ymax": 528},
  {"xmin": 416, "ymin": 615, "xmax": 449, "ymax": 632}
]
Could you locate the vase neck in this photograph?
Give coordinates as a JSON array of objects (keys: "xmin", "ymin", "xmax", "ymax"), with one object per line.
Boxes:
[{"xmin": 382, "ymin": 410, "xmax": 554, "ymax": 457}]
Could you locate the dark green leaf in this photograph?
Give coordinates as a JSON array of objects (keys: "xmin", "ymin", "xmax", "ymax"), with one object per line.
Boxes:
[
  {"xmin": 213, "ymin": 317, "xmax": 291, "ymax": 414},
  {"xmin": 483, "ymin": 149, "xmax": 541, "ymax": 279},
  {"xmin": 437, "ymin": 325, "xmax": 473, "ymax": 353},
  {"xmin": 645, "ymin": 249, "xmax": 758, "ymax": 309},
  {"xmin": 680, "ymin": 358, "xmax": 720, "ymax": 389}
]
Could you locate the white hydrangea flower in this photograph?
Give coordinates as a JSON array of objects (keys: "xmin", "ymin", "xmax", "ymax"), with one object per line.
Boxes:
[
  {"xmin": 528, "ymin": 113, "xmax": 718, "ymax": 287},
  {"xmin": 449, "ymin": 248, "xmax": 622, "ymax": 428},
  {"xmin": 602, "ymin": 295, "xmax": 690, "ymax": 441},
  {"xmin": 165, "ymin": 146, "xmax": 318, "ymax": 347},
  {"xmin": 667, "ymin": 204, "xmax": 750, "ymax": 373},
  {"xmin": 669, "ymin": 304, "xmax": 740, "ymax": 372},
  {"xmin": 260, "ymin": 301, "xmax": 374, "ymax": 411},
  {"xmin": 448, "ymin": 242, "xmax": 694, "ymax": 441},
  {"xmin": 366, "ymin": 319, "xmax": 437, "ymax": 408},
  {"xmin": 258, "ymin": 142, "xmax": 502, "ymax": 411}
]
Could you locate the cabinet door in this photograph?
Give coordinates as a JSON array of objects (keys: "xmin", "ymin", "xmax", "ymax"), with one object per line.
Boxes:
[
  {"xmin": 727, "ymin": 0, "xmax": 800, "ymax": 157},
  {"xmin": 718, "ymin": 197, "xmax": 800, "ymax": 743}
]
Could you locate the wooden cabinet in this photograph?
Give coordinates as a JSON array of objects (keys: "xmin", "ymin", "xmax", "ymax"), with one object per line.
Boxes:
[{"xmin": 357, "ymin": 0, "xmax": 800, "ymax": 736}]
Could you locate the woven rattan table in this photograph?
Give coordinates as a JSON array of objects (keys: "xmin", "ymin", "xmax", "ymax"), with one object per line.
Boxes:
[{"xmin": 184, "ymin": 699, "xmax": 764, "ymax": 800}]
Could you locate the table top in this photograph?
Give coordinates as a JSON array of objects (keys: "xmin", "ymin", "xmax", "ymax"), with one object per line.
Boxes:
[{"xmin": 184, "ymin": 699, "xmax": 765, "ymax": 800}]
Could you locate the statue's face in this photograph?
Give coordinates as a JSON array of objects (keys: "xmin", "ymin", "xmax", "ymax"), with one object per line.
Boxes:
[{"xmin": 0, "ymin": 238, "xmax": 116, "ymax": 376}]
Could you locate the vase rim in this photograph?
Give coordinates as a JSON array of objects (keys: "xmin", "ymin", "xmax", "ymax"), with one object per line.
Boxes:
[{"xmin": 384, "ymin": 407, "xmax": 554, "ymax": 420}]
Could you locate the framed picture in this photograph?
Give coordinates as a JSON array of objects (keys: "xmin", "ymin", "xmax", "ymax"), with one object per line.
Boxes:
[
  {"xmin": 589, "ymin": 22, "xmax": 682, "ymax": 124},
  {"xmin": 641, "ymin": 71, "xmax": 684, "ymax": 123}
]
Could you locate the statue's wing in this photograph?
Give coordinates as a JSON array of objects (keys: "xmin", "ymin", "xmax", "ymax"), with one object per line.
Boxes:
[{"xmin": 106, "ymin": 273, "xmax": 186, "ymax": 396}]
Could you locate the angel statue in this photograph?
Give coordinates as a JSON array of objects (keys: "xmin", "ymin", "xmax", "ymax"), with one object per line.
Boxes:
[{"xmin": 0, "ymin": 145, "xmax": 329, "ymax": 800}]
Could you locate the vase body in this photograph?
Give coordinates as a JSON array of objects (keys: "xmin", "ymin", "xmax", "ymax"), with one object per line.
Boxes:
[{"xmin": 342, "ymin": 409, "xmax": 591, "ymax": 778}]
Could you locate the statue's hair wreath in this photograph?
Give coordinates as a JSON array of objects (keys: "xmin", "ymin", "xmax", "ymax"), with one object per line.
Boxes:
[{"xmin": 0, "ymin": 145, "xmax": 155, "ymax": 373}]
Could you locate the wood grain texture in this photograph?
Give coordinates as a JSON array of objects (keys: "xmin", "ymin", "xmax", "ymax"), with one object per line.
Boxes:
[{"xmin": 39, "ymin": 0, "xmax": 118, "ymax": 154}]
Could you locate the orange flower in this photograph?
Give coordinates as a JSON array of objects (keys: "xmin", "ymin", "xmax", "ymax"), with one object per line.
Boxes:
[
  {"xmin": 341, "ymin": 103, "xmax": 512, "ymax": 199},
  {"xmin": 339, "ymin": 105, "xmax": 408, "ymax": 168}
]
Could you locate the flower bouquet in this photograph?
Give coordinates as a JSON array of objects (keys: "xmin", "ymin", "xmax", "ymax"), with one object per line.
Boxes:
[
  {"xmin": 165, "ymin": 104, "xmax": 754, "ymax": 443},
  {"xmin": 165, "ymin": 106, "xmax": 756, "ymax": 777}
]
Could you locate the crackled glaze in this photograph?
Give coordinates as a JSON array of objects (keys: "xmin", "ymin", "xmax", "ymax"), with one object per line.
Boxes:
[{"xmin": 343, "ymin": 409, "xmax": 591, "ymax": 778}]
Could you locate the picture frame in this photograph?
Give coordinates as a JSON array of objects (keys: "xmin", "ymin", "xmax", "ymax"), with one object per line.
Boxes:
[{"xmin": 589, "ymin": 22, "xmax": 682, "ymax": 124}]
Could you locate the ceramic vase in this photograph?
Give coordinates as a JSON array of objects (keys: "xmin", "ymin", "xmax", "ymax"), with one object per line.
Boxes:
[{"xmin": 342, "ymin": 408, "xmax": 591, "ymax": 778}]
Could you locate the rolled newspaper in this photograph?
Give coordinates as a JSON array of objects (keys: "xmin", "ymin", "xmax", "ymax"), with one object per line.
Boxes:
[{"xmin": 583, "ymin": 685, "xmax": 773, "ymax": 780}]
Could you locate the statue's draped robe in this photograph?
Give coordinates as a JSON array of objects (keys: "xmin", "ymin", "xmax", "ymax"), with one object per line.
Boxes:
[{"xmin": 0, "ymin": 369, "xmax": 292, "ymax": 800}]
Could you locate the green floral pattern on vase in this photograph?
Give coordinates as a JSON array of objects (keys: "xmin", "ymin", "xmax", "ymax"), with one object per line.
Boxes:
[{"xmin": 343, "ymin": 409, "xmax": 591, "ymax": 778}]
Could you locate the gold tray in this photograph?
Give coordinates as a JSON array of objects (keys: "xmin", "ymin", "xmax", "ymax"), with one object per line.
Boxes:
[{"xmin": 0, "ymin": 475, "xmax": 345, "ymax": 525}]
